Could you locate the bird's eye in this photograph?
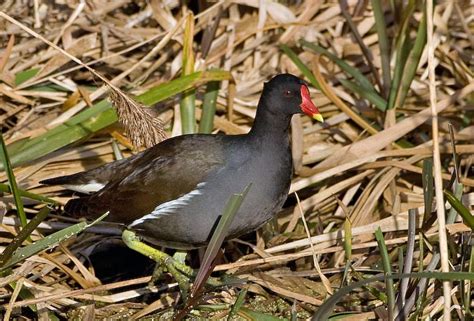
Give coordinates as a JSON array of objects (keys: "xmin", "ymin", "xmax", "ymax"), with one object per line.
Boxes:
[{"xmin": 284, "ymin": 90, "xmax": 292, "ymax": 97}]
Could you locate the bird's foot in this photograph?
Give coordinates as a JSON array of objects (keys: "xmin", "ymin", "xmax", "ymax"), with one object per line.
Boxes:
[
  {"xmin": 148, "ymin": 263, "xmax": 165, "ymax": 287},
  {"xmin": 122, "ymin": 230, "xmax": 239, "ymax": 301},
  {"xmin": 122, "ymin": 229, "xmax": 193, "ymax": 300}
]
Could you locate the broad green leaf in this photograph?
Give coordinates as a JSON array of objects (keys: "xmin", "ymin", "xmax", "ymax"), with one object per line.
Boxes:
[
  {"xmin": 0, "ymin": 207, "xmax": 50, "ymax": 267},
  {"xmin": 1, "ymin": 212, "xmax": 108, "ymax": 271},
  {"xmin": 1, "ymin": 70, "xmax": 231, "ymax": 170},
  {"xmin": 15, "ymin": 68, "xmax": 40, "ymax": 86},
  {"xmin": 138, "ymin": 70, "xmax": 231, "ymax": 105},
  {"xmin": 339, "ymin": 79, "xmax": 387, "ymax": 111},
  {"xmin": 300, "ymin": 41, "xmax": 375, "ymax": 93},
  {"xmin": 7, "ymin": 102, "xmax": 115, "ymax": 169},
  {"xmin": 280, "ymin": 44, "xmax": 320, "ymax": 90},
  {"xmin": 0, "ymin": 183, "xmax": 58, "ymax": 204}
]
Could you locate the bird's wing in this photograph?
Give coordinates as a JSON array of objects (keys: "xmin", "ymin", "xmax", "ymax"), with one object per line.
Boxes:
[
  {"xmin": 40, "ymin": 152, "xmax": 144, "ymax": 194},
  {"xmin": 62, "ymin": 135, "xmax": 227, "ymax": 223}
]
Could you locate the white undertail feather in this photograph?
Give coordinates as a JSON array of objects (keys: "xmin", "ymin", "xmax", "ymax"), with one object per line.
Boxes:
[
  {"xmin": 128, "ymin": 183, "xmax": 206, "ymax": 227},
  {"xmin": 62, "ymin": 180, "xmax": 105, "ymax": 194}
]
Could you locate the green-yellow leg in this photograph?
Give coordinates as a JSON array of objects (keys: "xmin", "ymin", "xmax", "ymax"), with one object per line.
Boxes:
[
  {"xmin": 149, "ymin": 263, "xmax": 165, "ymax": 287},
  {"xmin": 122, "ymin": 230, "xmax": 231, "ymax": 299},
  {"xmin": 122, "ymin": 229, "xmax": 193, "ymax": 300}
]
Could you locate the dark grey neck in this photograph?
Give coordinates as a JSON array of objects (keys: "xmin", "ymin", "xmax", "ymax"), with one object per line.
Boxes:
[{"xmin": 248, "ymin": 105, "xmax": 292, "ymax": 143}]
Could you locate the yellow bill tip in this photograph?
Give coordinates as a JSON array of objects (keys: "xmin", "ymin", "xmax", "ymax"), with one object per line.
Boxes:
[{"xmin": 312, "ymin": 113, "xmax": 324, "ymax": 123}]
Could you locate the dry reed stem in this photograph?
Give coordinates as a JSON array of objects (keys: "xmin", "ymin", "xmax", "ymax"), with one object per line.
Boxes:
[
  {"xmin": 0, "ymin": 1, "xmax": 472, "ymax": 318},
  {"xmin": 426, "ymin": 2, "xmax": 451, "ymax": 319},
  {"xmin": 295, "ymin": 192, "xmax": 332, "ymax": 295},
  {"xmin": 0, "ymin": 11, "xmax": 167, "ymax": 148}
]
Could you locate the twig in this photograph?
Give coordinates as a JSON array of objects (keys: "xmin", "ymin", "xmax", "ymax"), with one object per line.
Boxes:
[
  {"xmin": 295, "ymin": 192, "xmax": 333, "ymax": 294},
  {"xmin": 426, "ymin": 1, "xmax": 451, "ymax": 319}
]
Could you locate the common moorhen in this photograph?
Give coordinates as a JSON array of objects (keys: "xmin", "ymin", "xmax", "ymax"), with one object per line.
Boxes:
[{"xmin": 41, "ymin": 73, "xmax": 323, "ymax": 295}]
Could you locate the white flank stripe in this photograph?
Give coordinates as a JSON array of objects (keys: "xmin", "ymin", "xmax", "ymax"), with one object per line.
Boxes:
[
  {"xmin": 129, "ymin": 182, "xmax": 206, "ymax": 227},
  {"xmin": 63, "ymin": 180, "xmax": 105, "ymax": 194}
]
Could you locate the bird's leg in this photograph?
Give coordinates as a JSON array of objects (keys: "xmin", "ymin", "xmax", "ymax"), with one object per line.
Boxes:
[
  {"xmin": 121, "ymin": 230, "xmax": 192, "ymax": 300},
  {"xmin": 173, "ymin": 251, "xmax": 187, "ymax": 264},
  {"xmin": 170, "ymin": 251, "xmax": 236, "ymax": 288},
  {"xmin": 122, "ymin": 230, "xmax": 231, "ymax": 301},
  {"xmin": 149, "ymin": 263, "xmax": 165, "ymax": 287}
]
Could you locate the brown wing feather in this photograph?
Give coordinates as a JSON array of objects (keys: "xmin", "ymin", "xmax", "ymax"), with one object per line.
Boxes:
[
  {"xmin": 65, "ymin": 134, "xmax": 226, "ymax": 223},
  {"xmin": 40, "ymin": 152, "xmax": 143, "ymax": 187}
]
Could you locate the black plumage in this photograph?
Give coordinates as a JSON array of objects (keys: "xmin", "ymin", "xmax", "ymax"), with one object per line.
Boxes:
[{"xmin": 41, "ymin": 74, "xmax": 322, "ymax": 249}]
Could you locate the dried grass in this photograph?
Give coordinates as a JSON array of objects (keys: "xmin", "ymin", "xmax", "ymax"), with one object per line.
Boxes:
[{"xmin": 0, "ymin": 0, "xmax": 473, "ymax": 320}]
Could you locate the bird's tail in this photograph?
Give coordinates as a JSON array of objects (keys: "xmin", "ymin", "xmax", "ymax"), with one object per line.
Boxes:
[
  {"xmin": 40, "ymin": 176, "xmax": 72, "ymax": 186},
  {"xmin": 64, "ymin": 197, "xmax": 90, "ymax": 217},
  {"xmin": 63, "ymin": 195, "xmax": 109, "ymax": 220}
]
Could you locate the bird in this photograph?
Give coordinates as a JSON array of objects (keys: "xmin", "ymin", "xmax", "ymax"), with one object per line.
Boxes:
[{"xmin": 41, "ymin": 73, "xmax": 323, "ymax": 296}]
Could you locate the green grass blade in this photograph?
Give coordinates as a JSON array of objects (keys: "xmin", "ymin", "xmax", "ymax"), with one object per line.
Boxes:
[
  {"xmin": 192, "ymin": 184, "xmax": 251, "ymax": 296},
  {"xmin": 0, "ymin": 183, "xmax": 58, "ymax": 204},
  {"xmin": 371, "ymin": 0, "xmax": 391, "ymax": 97},
  {"xmin": 447, "ymin": 182, "xmax": 463, "ymax": 223},
  {"xmin": 15, "ymin": 68, "xmax": 40, "ymax": 86},
  {"xmin": 1, "ymin": 70, "xmax": 231, "ymax": 170},
  {"xmin": 280, "ymin": 44, "xmax": 320, "ymax": 89},
  {"xmin": 8, "ymin": 104, "xmax": 116, "ymax": 169},
  {"xmin": 375, "ymin": 227, "xmax": 395, "ymax": 320},
  {"xmin": 300, "ymin": 40, "xmax": 376, "ymax": 93},
  {"xmin": 227, "ymin": 287, "xmax": 248, "ymax": 320},
  {"xmin": 111, "ymin": 139, "xmax": 124, "ymax": 160},
  {"xmin": 422, "ymin": 158, "xmax": 434, "ymax": 217},
  {"xmin": 387, "ymin": 1, "xmax": 416, "ymax": 109},
  {"xmin": 399, "ymin": 208, "xmax": 417, "ymax": 308},
  {"xmin": 392, "ymin": 0, "xmax": 417, "ymax": 54},
  {"xmin": 409, "ymin": 232, "xmax": 427, "ymax": 320},
  {"xmin": 444, "ymin": 190, "xmax": 474, "ymax": 230},
  {"xmin": 180, "ymin": 13, "xmax": 196, "ymax": 134},
  {"xmin": 138, "ymin": 70, "xmax": 231, "ymax": 105},
  {"xmin": 387, "ymin": 34, "xmax": 412, "ymax": 110},
  {"xmin": 393, "ymin": 10, "xmax": 427, "ymax": 109},
  {"xmin": 0, "ymin": 212, "xmax": 108, "ymax": 271},
  {"xmin": 338, "ymin": 1, "xmax": 382, "ymax": 91},
  {"xmin": 5, "ymin": 138, "xmax": 29, "ymax": 156},
  {"xmin": 341, "ymin": 217, "xmax": 353, "ymax": 287},
  {"xmin": 199, "ymin": 81, "xmax": 219, "ymax": 134},
  {"xmin": 0, "ymin": 133, "xmax": 27, "ymax": 227},
  {"xmin": 180, "ymin": 91, "xmax": 196, "ymax": 134},
  {"xmin": 239, "ymin": 307, "xmax": 288, "ymax": 321},
  {"xmin": 339, "ymin": 79, "xmax": 387, "ymax": 111},
  {"xmin": 0, "ymin": 207, "xmax": 50, "ymax": 267}
]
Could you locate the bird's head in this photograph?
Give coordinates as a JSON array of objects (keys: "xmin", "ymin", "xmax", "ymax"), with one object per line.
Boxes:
[{"xmin": 262, "ymin": 73, "xmax": 323, "ymax": 122}]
